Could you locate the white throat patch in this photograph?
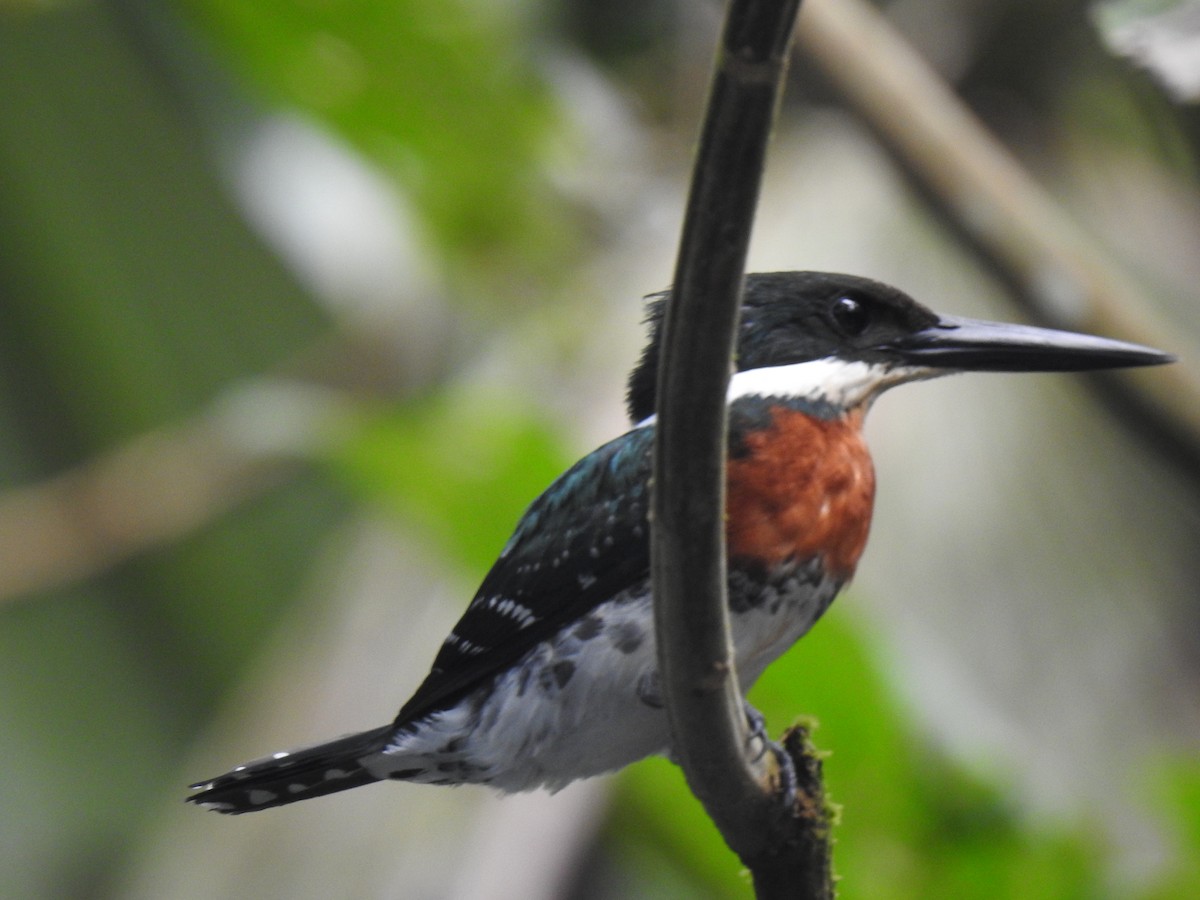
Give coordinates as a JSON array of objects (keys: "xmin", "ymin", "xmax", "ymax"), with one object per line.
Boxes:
[{"xmin": 727, "ymin": 358, "xmax": 935, "ymax": 410}]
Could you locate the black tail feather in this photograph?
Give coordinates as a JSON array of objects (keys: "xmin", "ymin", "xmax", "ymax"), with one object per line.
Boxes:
[{"xmin": 188, "ymin": 725, "xmax": 394, "ymax": 814}]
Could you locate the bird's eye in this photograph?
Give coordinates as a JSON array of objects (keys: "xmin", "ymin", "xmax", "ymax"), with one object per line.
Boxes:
[{"xmin": 831, "ymin": 296, "xmax": 871, "ymax": 336}]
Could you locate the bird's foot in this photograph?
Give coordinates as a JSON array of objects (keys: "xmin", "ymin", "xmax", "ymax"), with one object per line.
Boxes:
[{"xmin": 743, "ymin": 701, "xmax": 797, "ymax": 799}]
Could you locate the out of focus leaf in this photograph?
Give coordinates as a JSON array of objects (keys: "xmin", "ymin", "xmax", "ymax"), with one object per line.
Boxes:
[
  {"xmin": 327, "ymin": 389, "xmax": 571, "ymax": 576},
  {"xmin": 181, "ymin": 0, "xmax": 574, "ymax": 285},
  {"xmin": 611, "ymin": 608, "xmax": 1109, "ymax": 899},
  {"xmin": 0, "ymin": 9, "xmax": 339, "ymax": 898},
  {"xmin": 1144, "ymin": 758, "xmax": 1200, "ymax": 896},
  {"xmin": 1093, "ymin": 0, "xmax": 1200, "ymax": 102}
]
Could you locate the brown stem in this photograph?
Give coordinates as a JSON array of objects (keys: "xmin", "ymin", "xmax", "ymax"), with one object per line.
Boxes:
[{"xmin": 652, "ymin": 0, "xmax": 835, "ymax": 894}]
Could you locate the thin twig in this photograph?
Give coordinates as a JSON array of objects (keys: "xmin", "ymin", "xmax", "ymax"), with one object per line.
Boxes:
[
  {"xmin": 0, "ymin": 414, "xmax": 294, "ymax": 605},
  {"xmin": 0, "ymin": 322, "xmax": 449, "ymax": 606},
  {"xmin": 798, "ymin": 0, "xmax": 1200, "ymax": 475},
  {"xmin": 652, "ymin": 0, "xmax": 833, "ymax": 895}
]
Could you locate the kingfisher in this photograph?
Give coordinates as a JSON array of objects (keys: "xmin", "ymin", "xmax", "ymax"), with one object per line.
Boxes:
[{"xmin": 189, "ymin": 271, "xmax": 1171, "ymax": 814}]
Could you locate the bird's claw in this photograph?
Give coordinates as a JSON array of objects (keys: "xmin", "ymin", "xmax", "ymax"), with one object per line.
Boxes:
[
  {"xmin": 743, "ymin": 701, "xmax": 769, "ymax": 761},
  {"xmin": 743, "ymin": 702, "xmax": 798, "ymax": 799}
]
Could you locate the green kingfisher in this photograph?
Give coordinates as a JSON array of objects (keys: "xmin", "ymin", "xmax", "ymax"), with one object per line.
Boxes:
[{"xmin": 188, "ymin": 271, "xmax": 1171, "ymax": 814}]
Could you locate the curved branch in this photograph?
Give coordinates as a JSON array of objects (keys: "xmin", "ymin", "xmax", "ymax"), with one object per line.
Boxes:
[{"xmin": 652, "ymin": 1, "xmax": 832, "ymax": 894}]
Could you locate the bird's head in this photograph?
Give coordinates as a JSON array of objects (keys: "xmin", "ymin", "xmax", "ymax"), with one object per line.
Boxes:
[{"xmin": 625, "ymin": 271, "xmax": 1172, "ymax": 423}]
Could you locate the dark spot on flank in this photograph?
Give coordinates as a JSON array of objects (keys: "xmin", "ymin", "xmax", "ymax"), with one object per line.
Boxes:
[
  {"xmin": 637, "ymin": 671, "xmax": 663, "ymax": 708},
  {"xmin": 608, "ymin": 620, "xmax": 644, "ymax": 654},
  {"xmin": 573, "ymin": 615, "xmax": 603, "ymax": 641},
  {"xmin": 551, "ymin": 659, "xmax": 576, "ymax": 689},
  {"xmin": 387, "ymin": 768, "xmax": 424, "ymax": 781}
]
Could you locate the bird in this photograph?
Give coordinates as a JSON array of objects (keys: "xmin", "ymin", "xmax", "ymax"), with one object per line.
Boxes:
[{"xmin": 188, "ymin": 271, "xmax": 1172, "ymax": 814}]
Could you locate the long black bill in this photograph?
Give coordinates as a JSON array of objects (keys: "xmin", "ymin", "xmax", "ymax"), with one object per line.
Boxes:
[{"xmin": 890, "ymin": 316, "xmax": 1174, "ymax": 373}]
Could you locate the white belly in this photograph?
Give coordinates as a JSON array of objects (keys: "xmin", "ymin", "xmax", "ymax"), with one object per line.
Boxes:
[{"xmin": 369, "ymin": 565, "xmax": 843, "ymax": 792}]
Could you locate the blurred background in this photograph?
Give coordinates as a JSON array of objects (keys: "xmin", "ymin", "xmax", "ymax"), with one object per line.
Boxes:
[{"xmin": 1, "ymin": 0, "xmax": 1198, "ymax": 897}]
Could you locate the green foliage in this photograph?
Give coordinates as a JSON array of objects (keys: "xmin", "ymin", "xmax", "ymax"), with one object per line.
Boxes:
[
  {"xmin": 181, "ymin": 0, "xmax": 574, "ymax": 285},
  {"xmin": 0, "ymin": 7, "xmax": 327, "ymax": 453},
  {"xmin": 1143, "ymin": 758, "xmax": 1200, "ymax": 897},
  {"xmin": 328, "ymin": 389, "xmax": 572, "ymax": 576},
  {"xmin": 610, "ymin": 610, "xmax": 1117, "ymax": 899},
  {"xmin": 0, "ymin": 3, "xmax": 578, "ymax": 897}
]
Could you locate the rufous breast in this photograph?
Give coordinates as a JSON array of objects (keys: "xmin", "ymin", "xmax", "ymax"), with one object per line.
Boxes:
[{"xmin": 725, "ymin": 405, "xmax": 875, "ymax": 579}]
